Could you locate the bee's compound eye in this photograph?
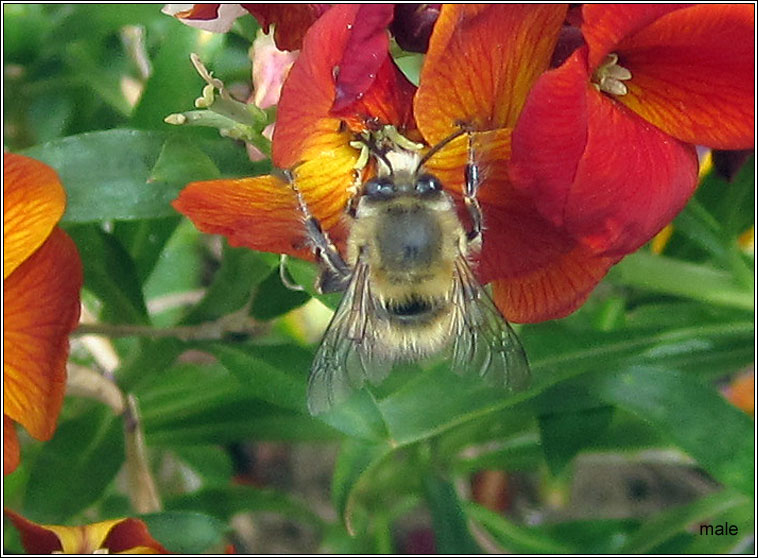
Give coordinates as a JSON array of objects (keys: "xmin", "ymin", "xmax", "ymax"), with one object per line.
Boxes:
[
  {"xmin": 364, "ymin": 177, "xmax": 395, "ymax": 197},
  {"xmin": 415, "ymin": 174, "xmax": 442, "ymax": 194}
]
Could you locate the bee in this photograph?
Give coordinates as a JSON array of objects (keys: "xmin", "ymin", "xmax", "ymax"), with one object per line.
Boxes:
[{"xmin": 289, "ymin": 127, "xmax": 530, "ymax": 415}]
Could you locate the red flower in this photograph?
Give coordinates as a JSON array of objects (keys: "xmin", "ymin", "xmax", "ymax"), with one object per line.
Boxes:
[
  {"xmin": 174, "ymin": 5, "xmax": 620, "ymax": 322},
  {"xmin": 175, "ymin": 5, "xmax": 751, "ymax": 323},
  {"xmin": 4, "ymin": 154, "xmax": 83, "ymax": 474},
  {"xmin": 510, "ymin": 4, "xmax": 754, "ymax": 257},
  {"xmin": 5, "ymin": 509, "xmax": 169, "ymax": 554}
]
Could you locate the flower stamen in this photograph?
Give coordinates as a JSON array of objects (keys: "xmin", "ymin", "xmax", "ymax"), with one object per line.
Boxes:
[{"xmin": 592, "ymin": 53, "xmax": 632, "ymax": 96}]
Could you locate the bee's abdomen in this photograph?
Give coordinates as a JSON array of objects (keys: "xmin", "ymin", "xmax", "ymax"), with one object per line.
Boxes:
[{"xmin": 376, "ymin": 207, "xmax": 441, "ymax": 271}]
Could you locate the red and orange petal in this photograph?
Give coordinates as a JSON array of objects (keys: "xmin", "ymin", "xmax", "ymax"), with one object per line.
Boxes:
[
  {"xmin": 613, "ymin": 4, "xmax": 755, "ymax": 149},
  {"xmin": 414, "ymin": 4, "xmax": 567, "ymax": 144},
  {"xmin": 272, "ymin": 4, "xmax": 413, "ymax": 168},
  {"xmin": 4, "ymin": 227, "xmax": 82, "ymax": 444},
  {"xmin": 511, "ymin": 47, "xmax": 699, "ymax": 257},
  {"xmin": 243, "ymin": 3, "xmax": 330, "ymax": 51},
  {"xmin": 5, "ymin": 510, "xmax": 169, "ymax": 554},
  {"xmin": 4, "ymin": 416, "xmax": 20, "ymax": 474},
  {"xmin": 421, "ymin": 128, "xmax": 615, "ymax": 323},
  {"xmin": 581, "ymin": 4, "xmax": 687, "ymax": 70},
  {"xmin": 3, "ymin": 153, "xmax": 66, "ymax": 279},
  {"xmin": 172, "ymin": 175, "xmax": 312, "ymax": 259}
]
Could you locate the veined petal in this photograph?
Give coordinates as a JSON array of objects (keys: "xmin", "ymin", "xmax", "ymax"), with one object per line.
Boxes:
[
  {"xmin": 415, "ymin": 4, "xmax": 566, "ymax": 144},
  {"xmin": 4, "ymin": 228, "xmax": 83, "ymax": 441},
  {"xmin": 511, "ymin": 49, "xmax": 699, "ymax": 256},
  {"xmin": 172, "ymin": 175, "xmax": 312, "ymax": 259},
  {"xmin": 243, "ymin": 3, "xmax": 330, "ymax": 51},
  {"xmin": 582, "ymin": 4, "xmax": 689, "ymax": 70},
  {"xmin": 331, "ymin": 4, "xmax": 395, "ymax": 112},
  {"xmin": 272, "ymin": 5, "xmax": 357, "ymax": 168},
  {"xmin": 273, "ymin": 4, "xmax": 411, "ymax": 168},
  {"xmin": 616, "ymin": 4, "xmax": 754, "ymax": 149},
  {"xmin": 101, "ymin": 518, "xmax": 169, "ymax": 554},
  {"xmin": 3, "ymin": 153, "xmax": 66, "ymax": 278},
  {"xmin": 490, "ymin": 244, "xmax": 616, "ymax": 323},
  {"xmin": 475, "ymin": 171, "xmax": 617, "ymax": 322},
  {"xmin": 422, "ymin": 127, "xmax": 614, "ymax": 322},
  {"xmin": 4, "ymin": 415, "xmax": 20, "ymax": 475}
]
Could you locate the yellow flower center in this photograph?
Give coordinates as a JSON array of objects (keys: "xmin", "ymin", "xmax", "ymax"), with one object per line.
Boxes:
[{"xmin": 592, "ymin": 53, "xmax": 632, "ymax": 96}]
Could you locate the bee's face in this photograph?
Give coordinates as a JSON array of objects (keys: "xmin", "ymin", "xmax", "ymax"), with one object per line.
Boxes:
[{"xmin": 358, "ymin": 173, "xmax": 450, "ymax": 272}]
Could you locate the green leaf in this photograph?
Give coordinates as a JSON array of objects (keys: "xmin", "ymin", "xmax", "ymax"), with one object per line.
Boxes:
[
  {"xmin": 205, "ymin": 343, "xmax": 310, "ymax": 412},
  {"xmin": 66, "ymin": 224, "xmax": 149, "ymax": 324},
  {"xmin": 129, "ymin": 23, "xmax": 208, "ymax": 130},
  {"xmin": 250, "ymin": 269, "xmax": 311, "ymax": 320},
  {"xmin": 590, "ymin": 366, "xmax": 754, "ymax": 496},
  {"xmin": 139, "ymin": 511, "xmax": 228, "ymax": 554},
  {"xmin": 182, "ymin": 247, "xmax": 278, "ymax": 325},
  {"xmin": 620, "ymin": 490, "xmax": 751, "ymax": 553},
  {"xmin": 23, "ymin": 405, "xmax": 124, "ymax": 523},
  {"xmin": 22, "ymin": 130, "xmax": 173, "ymax": 222},
  {"xmin": 608, "ymin": 252, "xmax": 753, "ymax": 310},
  {"xmin": 166, "ymin": 485, "xmax": 325, "ymax": 530},
  {"xmin": 331, "ymin": 440, "xmax": 393, "ymax": 533},
  {"xmin": 465, "ymin": 502, "xmax": 574, "ymax": 554},
  {"xmin": 113, "ymin": 217, "xmax": 182, "ymax": 284},
  {"xmin": 424, "ymin": 474, "xmax": 481, "ymax": 554},
  {"xmin": 538, "ymin": 405, "xmax": 615, "ymax": 474}
]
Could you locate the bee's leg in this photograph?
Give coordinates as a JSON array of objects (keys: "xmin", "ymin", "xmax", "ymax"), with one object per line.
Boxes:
[
  {"xmin": 463, "ymin": 131, "xmax": 484, "ymax": 248},
  {"xmin": 289, "ymin": 183, "xmax": 353, "ymax": 293}
]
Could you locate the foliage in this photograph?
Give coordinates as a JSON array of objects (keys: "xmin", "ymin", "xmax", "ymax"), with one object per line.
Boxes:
[{"xmin": 3, "ymin": 4, "xmax": 754, "ymax": 554}]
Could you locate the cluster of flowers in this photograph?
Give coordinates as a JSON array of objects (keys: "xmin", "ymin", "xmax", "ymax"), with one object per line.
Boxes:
[
  {"xmin": 4, "ymin": 4, "xmax": 753, "ymax": 552},
  {"xmin": 172, "ymin": 4, "xmax": 753, "ymax": 323}
]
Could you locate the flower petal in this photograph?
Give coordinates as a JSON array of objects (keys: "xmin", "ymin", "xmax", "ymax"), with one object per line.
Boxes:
[
  {"xmin": 5, "ymin": 509, "xmax": 63, "ymax": 554},
  {"xmin": 172, "ymin": 175, "xmax": 312, "ymax": 259},
  {"xmin": 414, "ymin": 4, "xmax": 566, "ymax": 144},
  {"xmin": 421, "ymin": 128, "xmax": 615, "ymax": 322},
  {"xmin": 4, "ymin": 415, "xmax": 20, "ymax": 475},
  {"xmin": 330, "ymin": 4, "xmax": 395, "ymax": 112},
  {"xmin": 243, "ymin": 3, "xmax": 330, "ymax": 51},
  {"xmin": 3, "ymin": 228, "xmax": 82, "ymax": 441},
  {"xmin": 615, "ymin": 4, "xmax": 755, "ymax": 149},
  {"xmin": 490, "ymin": 243, "xmax": 616, "ymax": 323},
  {"xmin": 104, "ymin": 518, "xmax": 169, "ymax": 554},
  {"xmin": 511, "ymin": 49, "xmax": 699, "ymax": 256},
  {"xmin": 161, "ymin": 4, "xmax": 247, "ymax": 33},
  {"xmin": 582, "ymin": 4, "xmax": 687, "ymax": 70},
  {"xmin": 3, "ymin": 153, "xmax": 66, "ymax": 279}
]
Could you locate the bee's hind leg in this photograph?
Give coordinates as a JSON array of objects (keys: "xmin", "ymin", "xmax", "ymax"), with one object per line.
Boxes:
[
  {"xmin": 463, "ymin": 131, "xmax": 484, "ymax": 249},
  {"xmin": 287, "ymin": 175, "xmax": 352, "ymax": 293}
]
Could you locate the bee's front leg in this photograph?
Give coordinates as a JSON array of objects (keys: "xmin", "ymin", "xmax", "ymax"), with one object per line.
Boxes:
[
  {"xmin": 463, "ymin": 131, "xmax": 484, "ymax": 249},
  {"xmin": 287, "ymin": 177, "xmax": 352, "ymax": 293}
]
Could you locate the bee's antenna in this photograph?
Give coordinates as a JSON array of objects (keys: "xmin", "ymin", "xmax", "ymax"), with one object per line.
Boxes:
[{"xmin": 418, "ymin": 127, "xmax": 469, "ymax": 169}]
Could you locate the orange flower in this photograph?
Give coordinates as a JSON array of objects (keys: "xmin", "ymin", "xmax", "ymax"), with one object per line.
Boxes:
[
  {"xmin": 5, "ymin": 509, "xmax": 169, "ymax": 554},
  {"xmin": 3, "ymin": 153, "xmax": 83, "ymax": 475},
  {"xmin": 173, "ymin": 5, "xmax": 621, "ymax": 322}
]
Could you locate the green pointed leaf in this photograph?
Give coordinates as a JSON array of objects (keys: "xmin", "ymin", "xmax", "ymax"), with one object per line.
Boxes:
[
  {"xmin": 591, "ymin": 366, "xmax": 754, "ymax": 496},
  {"xmin": 23, "ymin": 405, "xmax": 124, "ymax": 523},
  {"xmin": 139, "ymin": 511, "xmax": 228, "ymax": 554},
  {"xmin": 424, "ymin": 474, "xmax": 481, "ymax": 554},
  {"xmin": 66, "ymin": 224, "xmax": 149, "ymax": 324}
]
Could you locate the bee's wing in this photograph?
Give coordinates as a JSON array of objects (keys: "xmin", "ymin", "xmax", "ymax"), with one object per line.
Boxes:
[
  {"xmin": 449, "ymin": 257, "xmax": 530, "ymax": 391},
  {"xmin": 307, "ymin": 261, "xmax": 391, "ymax": 415}
]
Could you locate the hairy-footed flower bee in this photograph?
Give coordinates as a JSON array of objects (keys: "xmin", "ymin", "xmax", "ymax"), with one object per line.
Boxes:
[{"xmin": 289, "ymin": 127, "xmax": 530, "ymax": 415}]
